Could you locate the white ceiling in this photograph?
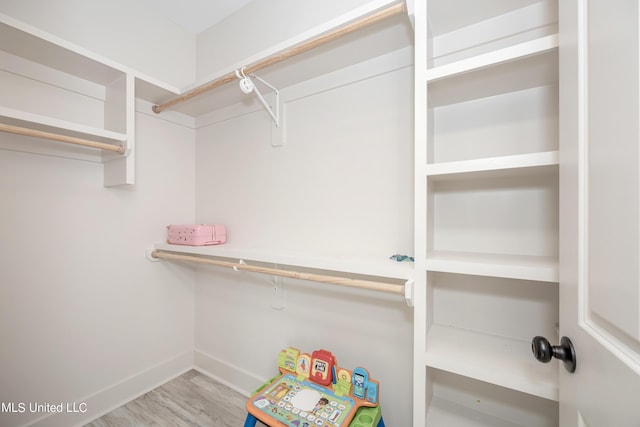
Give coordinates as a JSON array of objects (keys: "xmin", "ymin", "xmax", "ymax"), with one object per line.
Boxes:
[{"xmin": 135, "ymin": 0, "xmax": 254, "ymax": 34}]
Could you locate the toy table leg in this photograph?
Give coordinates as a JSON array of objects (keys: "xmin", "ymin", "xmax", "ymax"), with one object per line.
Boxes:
[
  {"xmin": 243, "ymin": 413, "xmax": 257, "ymax": 427},
  {"xmin": 377, "ymin": 416, "xmax": 385, "ymax": 427}
]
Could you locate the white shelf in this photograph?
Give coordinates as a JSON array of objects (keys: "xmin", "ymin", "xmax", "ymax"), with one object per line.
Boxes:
[
  {"xmin": 427, "ymin": 45, "xmax": 558, "ymax": 109},
  {"xmin": 0, "ymin": 15, "xmax": 135, "ymax": 186},
  {"xmin": 154, "ymin": 243, "xmax": 413, "ymax": 281},
  {"xmin": 424, "ymin": 151, "xmax": 559, "ymax": 181},
  {"xmin": 0, "ymin": 15, "xmax": 124, "ymax": 85},
  {"xmin": 425, "ymin": 34, "xmax": 558, "ymax": 83},
  {"xmin": 0, "ymin": 106, "xmax": 127, "ymax": 163},
  {"xmin": 425, "ymin": 251, "xmax": 558, "ymax": 283},
  {"xmin": 425, "ymin": 325, "xmax": 558, "ymax": 401},
  {"xmin": 427, "ymin": 397, "xmax": 522, "ymax": 427},
  {"xmin": 147, "ymin": 0, "xmax": 413, "ymax": 117}
]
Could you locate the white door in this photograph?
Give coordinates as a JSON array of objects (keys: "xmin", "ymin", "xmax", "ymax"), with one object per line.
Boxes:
[{"xmin": 558, "ymin": 0, "xmax": 640, "ymax": 425}]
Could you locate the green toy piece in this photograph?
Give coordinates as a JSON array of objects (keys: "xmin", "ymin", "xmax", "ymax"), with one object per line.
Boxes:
[{"xmin": 349, "ymin": 405, "xmax": 382, "ymax": 427}]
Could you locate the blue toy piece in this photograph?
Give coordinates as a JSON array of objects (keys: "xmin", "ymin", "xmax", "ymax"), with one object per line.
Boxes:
[{"xmin": 243, "ymin": 413, "xmax": 258, "ymax": 427}]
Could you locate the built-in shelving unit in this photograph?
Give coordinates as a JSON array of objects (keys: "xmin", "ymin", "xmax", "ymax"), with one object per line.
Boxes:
[
  {"xmin": 0, "ymin": 14, "xmax": 135, "ymax": 187},
  {"xmin": 414, "ymin": 0, "xmax": 560, "ymax": 425}
]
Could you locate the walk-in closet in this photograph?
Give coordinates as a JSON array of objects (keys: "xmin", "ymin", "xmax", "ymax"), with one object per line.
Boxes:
[{"xmin": 2, "ymin": 1, "xmax": 640, "ymax": 426}]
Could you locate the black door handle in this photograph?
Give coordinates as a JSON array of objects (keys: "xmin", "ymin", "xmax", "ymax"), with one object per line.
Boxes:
[{"xmin": 531, "ymin": 335, "xmax": 576, "ymax": 373}]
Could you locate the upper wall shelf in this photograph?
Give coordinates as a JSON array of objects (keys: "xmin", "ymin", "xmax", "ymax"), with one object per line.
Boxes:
[
  {"xmin": 0, "ymin": 16, "xmax": 125, "ymax": 85},
  {"xmin": 0, "ymin": 14, "xmax": 135, "ymax": 187},
  {"xmin": 145, "ymin": 0, "xmax": 413, "ymax": 117},
  {"xmin": 0, "ymin": 106, "xmax": 126, "ymax": 143}
]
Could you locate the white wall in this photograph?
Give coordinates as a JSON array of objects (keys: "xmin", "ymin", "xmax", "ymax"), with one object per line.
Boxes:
[
  {"xmin": 0, "ymin": 110, "xmax": 196, "ymax": 427},
  {"xmin": 193, "ymin": 53, "xmax": 415, "ymax": 425},
  {"xmin": 196, "ymin": 0, "xmax": 377, "ymax": 80},
  {"xmin": 0, "ymin": 0, "xmax": 196, "ymax": 87},
  {"xmin": 194, "ymin": 2, "xmax": 416, "ymax": 422}
]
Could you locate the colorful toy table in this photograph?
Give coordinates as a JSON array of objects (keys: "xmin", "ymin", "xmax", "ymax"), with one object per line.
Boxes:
[{"xmin": 244, "ymin": 348, "xmax": 384, "ymax": 427}]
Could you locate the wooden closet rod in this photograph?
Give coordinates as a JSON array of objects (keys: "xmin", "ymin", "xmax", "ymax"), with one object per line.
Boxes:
[
  {"xmin": 151, "ymin": 250, "xmax": 406, "ymax": 296},
  {"xmin": 0, "ymin": 123, "xmax": 125, "ymax": 154},
  {"xmin": 152, "ymin": 1, "xmax": 406, "ymax": 114}
]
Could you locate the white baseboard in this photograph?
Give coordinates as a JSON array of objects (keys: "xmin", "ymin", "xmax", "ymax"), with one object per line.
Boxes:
[
  {"xmin": 25, "ymin": 350, "xmax": 194, "ymax": 427},
  {"xmin": 21, "ymin": 349, "xmax": 266, "ymax": 427},
  {"xmin": 193, "ymin": 348, "xmax": 267, "ymax": 398}
]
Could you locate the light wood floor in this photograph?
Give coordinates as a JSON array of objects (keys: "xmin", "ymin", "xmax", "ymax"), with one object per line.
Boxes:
[{"xmin": 85, "ymin": 369, "xmax": 267, "ymax": 427}]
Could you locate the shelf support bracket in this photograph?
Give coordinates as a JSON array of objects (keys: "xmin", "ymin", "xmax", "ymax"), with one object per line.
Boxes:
[
  {"xmin": 145, "ymin": 247, "xmax": 161, "ymax": 262},
  {"xmin": 404, "ymin": 278, "xmax": 414, "ymax": 307},
  {"xmin": 270, "ymin": 276, "xmax": 286, "ymax": 310}
]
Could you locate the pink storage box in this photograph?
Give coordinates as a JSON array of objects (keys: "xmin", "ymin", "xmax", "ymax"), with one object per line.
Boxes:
[{"xmin": 166, "ymin": 224, "xmax": 227, "ymax": 246}]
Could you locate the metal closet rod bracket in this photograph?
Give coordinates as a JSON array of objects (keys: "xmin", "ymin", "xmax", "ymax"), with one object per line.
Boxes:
[{"xmin": 235, "ymin": 67, "xmax": 280, "ymax": 127}]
